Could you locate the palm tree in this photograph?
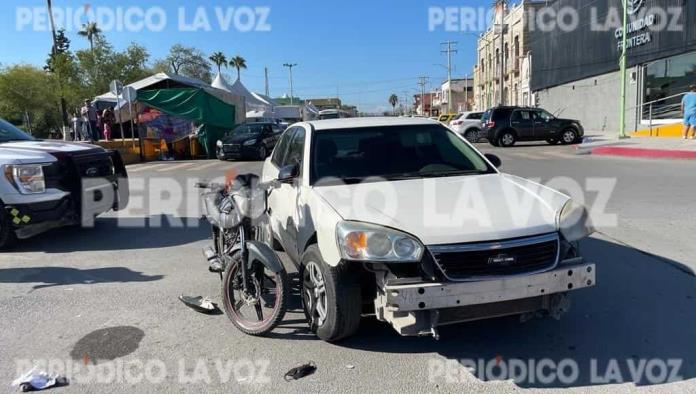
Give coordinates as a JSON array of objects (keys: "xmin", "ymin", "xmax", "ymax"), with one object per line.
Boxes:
[
  {"xmin": 78, "ymin": 22, "xmax": 101, "ymax": 53},
  {"xmin": 229, "ymin": 56, "xmax": 247, "ymax": 80},
  {"xmin": 209, "ymin": 52, "xmax": 227, "ymax": 74},
  {"xmin": 388, "ymin": 94, "xmax": 399, "ymax": 115}
]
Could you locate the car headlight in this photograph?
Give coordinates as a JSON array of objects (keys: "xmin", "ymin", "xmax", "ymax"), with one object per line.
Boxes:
[
  {"xmin": 216, "ymin": 140, "xmax": 223, "ymax": 148},
  {"xmin": 243, "ymin": 139, "xmax": 257, "ymax": 146},
  {"xmin": 336, "ymin": 221, "xmax": 424, "ymax": 262},
  {"xmin": 558, "ymin": 200, "xmax": 594, "ymax": 242},
  {"xmin": 4, "ymin": 164, "xmax": 47, "ymax": 194}
]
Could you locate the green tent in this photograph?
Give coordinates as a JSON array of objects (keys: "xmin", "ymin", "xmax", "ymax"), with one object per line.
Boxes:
[{"xmin": 137, "ymin": 88, "xmax": 236, "ymax": 157}]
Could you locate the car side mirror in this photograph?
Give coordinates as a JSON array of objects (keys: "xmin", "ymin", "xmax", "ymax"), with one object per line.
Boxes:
[
  {"xmin": 484, "ymin": 153, "xmax": 502, "ymax": 168},
  {"xmin": 277, "ymin": 164, "xmax": 299, "ymax": 183}
]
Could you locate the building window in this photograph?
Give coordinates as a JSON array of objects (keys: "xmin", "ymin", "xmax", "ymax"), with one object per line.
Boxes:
[{"xmin": 643, "ymin": 51, "xmax": 696, "ymax": 121}]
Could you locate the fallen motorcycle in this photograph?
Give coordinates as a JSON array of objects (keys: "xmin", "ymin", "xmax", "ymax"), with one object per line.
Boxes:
[{"xmin": 196, "ymin": 174, "xmax": 288, "ymax": 336}]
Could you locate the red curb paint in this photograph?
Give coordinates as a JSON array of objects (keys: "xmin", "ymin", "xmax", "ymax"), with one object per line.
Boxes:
[{"xmin": 591, "ymin": 146, "xmax": 696, "ymax": 160}]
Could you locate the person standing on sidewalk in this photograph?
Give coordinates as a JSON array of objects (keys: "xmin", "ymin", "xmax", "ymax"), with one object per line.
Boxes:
[
  {"xmin": 81, "ymin": 99, "xmax": 99, "ymax": 142},
  {"xmin": 101, "ymin": 107, "xmax": 115, "ymax": 141},
  {"xmin": 682, "ymin": 85, "xmax": 696, "ymax": 139}
]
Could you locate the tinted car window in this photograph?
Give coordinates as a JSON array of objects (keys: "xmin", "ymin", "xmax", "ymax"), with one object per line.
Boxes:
[
  {"xmin": 310, "ymin": 124, "xmax": 493, "ymax": 185},
  {"xmin": 466, "ymin": 112, "xmax": 483, "ymax": 120},
  {"xmin": 271, "ymin": 127, "xmax": 296, "ymax": 166},
  {"xmin": 512, "ymin": 110, "xmax": 532, "ymax": 121},
  {"xmin": 283, "ymin": 127, "xmax": 306, "ymax": 168}
]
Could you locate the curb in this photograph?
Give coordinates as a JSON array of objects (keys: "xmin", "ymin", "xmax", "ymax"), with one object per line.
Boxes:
[{"xmin": 587, "ymin": 146, "xmax": 696, "ymax": 160}]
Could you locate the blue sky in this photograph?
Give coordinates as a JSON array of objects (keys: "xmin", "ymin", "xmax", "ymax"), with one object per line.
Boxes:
[{"xmin": 0, "ymin": 0, "xmax": 497, "ymax": 112}]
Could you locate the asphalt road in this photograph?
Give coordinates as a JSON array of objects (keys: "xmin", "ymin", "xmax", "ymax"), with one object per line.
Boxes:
[{"xmin": 1, "ymin": 142, "xmax": 696, "ymax": 393}]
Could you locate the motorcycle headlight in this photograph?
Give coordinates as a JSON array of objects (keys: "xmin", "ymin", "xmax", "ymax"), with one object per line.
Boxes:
[
  {"xmin": 336, "ymin": 221, "xmax": 424, "ymax": 262},
  {"xmin": 216, "ymin": 140, "xmax": 223, "ymax": 148},
  {"xmin": 243, "ymin": 139, "xmax": 257, "ymax": 146},
  {"xmin": 4, "ymin": 164, "xmax": 47, "ymax": 194},
  {"xmin": 558, "ymin": 200, "xmax": 594, "ymax": 242}
]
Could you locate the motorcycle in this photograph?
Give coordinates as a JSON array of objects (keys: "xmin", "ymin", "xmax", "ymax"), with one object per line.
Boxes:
[{"xmin": 196, "ymin": 174, "xmax": 289, "ymax": 336}]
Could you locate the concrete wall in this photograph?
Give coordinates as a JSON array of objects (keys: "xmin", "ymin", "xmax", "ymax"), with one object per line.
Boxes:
[{"xmin": 536, "ymin": 70, "xmax": 640, "ymax": 135}]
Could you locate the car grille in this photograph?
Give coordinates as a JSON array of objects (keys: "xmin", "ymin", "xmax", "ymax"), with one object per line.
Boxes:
[
  {"xmin": 73, "ymin": 153, "xmax": 114, "ymax": 178},
  {"xmin": 223, "ymin": 144, "xmax": 240, "ymax": 153},
  {"xmin": 428, "ymin": 233, "xmax": 560, "ymax": 281}
]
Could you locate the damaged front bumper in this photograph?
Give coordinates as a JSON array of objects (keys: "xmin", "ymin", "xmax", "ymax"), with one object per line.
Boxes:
[{"xmin": 374, "ymin": 260, "xmax": 595, "ymax": 337}]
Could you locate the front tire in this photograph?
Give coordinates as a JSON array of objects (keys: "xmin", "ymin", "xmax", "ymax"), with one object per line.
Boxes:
[
  {"xmin": 301, "ymin": 245, "xmax": 361, "ymax": 342},
  {"xmin": 221, "ymin": 250, "xmax": 289, "ymax": 336},
  {"xmin": 561, "ymin": 128, "xmax": 578, "ymax": 145}
]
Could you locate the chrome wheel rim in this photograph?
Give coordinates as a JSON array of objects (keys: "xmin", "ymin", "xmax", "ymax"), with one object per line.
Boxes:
[
  {"xmin": 563, "ymin": 130, "xmax": 575, "ymax": 143},
  {"xmin": 502, "ymin": 134, "xmax": 514, "ymax": 145},
  {"xmin": 303, "ymin": 261, "xmax": 327, "ymax": 327}
]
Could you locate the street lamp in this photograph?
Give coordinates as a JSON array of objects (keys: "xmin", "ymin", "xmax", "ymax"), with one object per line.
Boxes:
[
  {"xmin": 283, "ymin": 63, "xmax": 298, "ymax": 106},
  {"xmin": 618, "ymin": 0, "xmax": 628, "ymax": 139}
]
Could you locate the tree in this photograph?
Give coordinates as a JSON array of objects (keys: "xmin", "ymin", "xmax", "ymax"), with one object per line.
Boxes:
[
  {"xmin": 77, "ymin": 22, "xmax": 101, "ymax": 53},
  {"xmin": 388, "ymin": 94, "xmax": 399, "ymax": 115},
  {"xmin": 209, "ymin": 52, "xmax": 227, "ymax": 75},
  {"xmin": 156, "ymin": 44, "xmax": 212, "ymax": 82},
  {"xmin": 229, "ymin": 56, "xmax": 247, "ymax": 80},
  {"xmin": 0, "ymin": 65, "xmax": 61, "ymax": 136}
]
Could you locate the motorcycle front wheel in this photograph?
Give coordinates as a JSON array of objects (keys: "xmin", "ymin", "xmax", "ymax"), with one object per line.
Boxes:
[{"xmin": 221, "ymin": 251, "xmax": 288, "ymax": 336}]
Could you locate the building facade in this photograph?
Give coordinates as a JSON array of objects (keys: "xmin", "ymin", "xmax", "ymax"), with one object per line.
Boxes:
[
  {"xmin": 474, "ymin": 1, "xmax": 543, "ymax": 111},
  {"xmin": 531, "ymin": 0, "xmax": 696, "ymax": 134}
]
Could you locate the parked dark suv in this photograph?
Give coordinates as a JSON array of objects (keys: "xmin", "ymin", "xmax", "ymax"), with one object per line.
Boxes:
[
  {"xmin": 482, "ymin": 106, "xmax": 584, "ymax": 147},
  {"xmin": 216, "ymin": 122, "xmax": 283, "ymax": 161}
]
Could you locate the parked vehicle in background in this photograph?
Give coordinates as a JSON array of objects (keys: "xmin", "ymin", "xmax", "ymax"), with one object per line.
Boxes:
[
  {"xmin": 450, "ymin": 111, "xmax": 484, "ymax": 142},
  {"xmin": 217, "ymin": 122, "xmax": 283, "ymax": 161},
  {"xmin": 0, "ymin": 118, "xmax": 129, "ymax": 249},
  {"xmin": 318, "ymin": 109, "xmax": 353, "ymax": 120},
  {"xmin": 260, "ymin": 117, "xmax": 595, "ymax": 341},
  {"xmin": 482, "ymin": 106, "xmax": 585, "ymax": 147},
  {"xmin": 437, "ymin": 113, "xmax": 457, "ymax": 124}
]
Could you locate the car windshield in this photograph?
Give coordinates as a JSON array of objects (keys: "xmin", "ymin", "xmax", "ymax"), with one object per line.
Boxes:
[
  {"xmin": 0, "ymin": 118, "xmax": 34, "ymax": 143},
  {"xmin": 231, "ymin": 124, "xmax": 266, "ymax": 137},
  {"xmin": 311, "ymin": 124, "xmax": 494, "ymax": 185}
]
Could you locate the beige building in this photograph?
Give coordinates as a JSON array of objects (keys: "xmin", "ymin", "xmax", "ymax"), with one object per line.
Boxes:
[{"xmin": 474, "ymin": 1, "xmax": 542, "ymax": 111}]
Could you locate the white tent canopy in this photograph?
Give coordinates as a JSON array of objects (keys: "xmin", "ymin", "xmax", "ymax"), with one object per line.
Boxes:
[
  {"xmin": 93, "ymin": 72, "xmax": 246, "ymax": 124},
  {"xmin": 213, "ymin": 74, "xmax": 275, "ymax": 111}
]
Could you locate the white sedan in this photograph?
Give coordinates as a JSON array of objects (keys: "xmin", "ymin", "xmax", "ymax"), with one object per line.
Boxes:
[{"xmin": 261, "ymin": 117, "xmax": 595, "ymax": 341}]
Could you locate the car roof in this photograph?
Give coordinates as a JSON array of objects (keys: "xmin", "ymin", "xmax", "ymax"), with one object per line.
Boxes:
[{"xmin": 306, "ymin": 117, "xmax": 439, "ymax": 131}]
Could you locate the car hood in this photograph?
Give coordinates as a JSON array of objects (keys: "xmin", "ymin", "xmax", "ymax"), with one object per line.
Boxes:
[
  {"xmin": 313, "ymin": 173, "xmax": 570, "ymax": 245},
  {"xmin": 221, "ymin": 134, "xmax": 259, "ymax": 144},
  {"xmin": 0, "ymin": 140, "xmax": 103, "ymax": 164}
]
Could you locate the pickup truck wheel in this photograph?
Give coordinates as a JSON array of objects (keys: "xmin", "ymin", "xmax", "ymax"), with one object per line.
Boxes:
[
  {"xmin": 301, "ymin": 245, "xmax": 361, "ymax": 342},
  {"xmin": 0, "ymin": 204, "xmax": 17, "ymax": 249}
]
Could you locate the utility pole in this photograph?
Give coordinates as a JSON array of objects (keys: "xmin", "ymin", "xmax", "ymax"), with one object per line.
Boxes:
[
  {"xmin": 264, "ymin": 67, "xmax": 270, "ymax": 97},
  {"xmin": 618, "ymin": 0, "xmax": 628, "ymax": 138},
  {"xmin": 417, "ymin": 76, "xmax": 429, "ymax": 116},
  {"xmin": 441, "ymin": 41, "xmax": 458, "ymax": 114},
  {"xmin": 495, "ymin": 0, "xmax": 507, "ymax": 106},
  {"xmin": 283, "ymin": 63, "xmax": 297, "ymax": 105}
]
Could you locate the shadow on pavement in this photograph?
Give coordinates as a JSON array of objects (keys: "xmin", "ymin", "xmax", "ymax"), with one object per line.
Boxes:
[
  {"xmin": 9, "ymin": 215, "xmax": 210, "ymax": 253},
  {"xmin": 0, "ymin": 266, "xmax": 164, "ymax": 290},
  {"xmin": 337, "ymin": 236, "xmax": 696, "ymax": 389}
]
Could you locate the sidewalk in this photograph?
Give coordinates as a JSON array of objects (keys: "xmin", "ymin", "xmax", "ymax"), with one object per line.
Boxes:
[{"xmin": 577, "ymin": 134, "xmax": 696, "ymax": 160}]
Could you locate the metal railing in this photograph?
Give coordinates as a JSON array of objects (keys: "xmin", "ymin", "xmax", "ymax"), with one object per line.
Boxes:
[{"xmin": 629, "ymin": 91, "xmax": 687, "ymax": 135}]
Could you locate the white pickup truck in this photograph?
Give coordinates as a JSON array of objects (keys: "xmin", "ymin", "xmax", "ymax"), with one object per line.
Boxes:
[
  {"xmin": 0, "ymin": 118, "xmax": 129, "ymax": 249},
  {"xmin": 260, "ymin": 117, "xmax": 595, "ymax": 341}
]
